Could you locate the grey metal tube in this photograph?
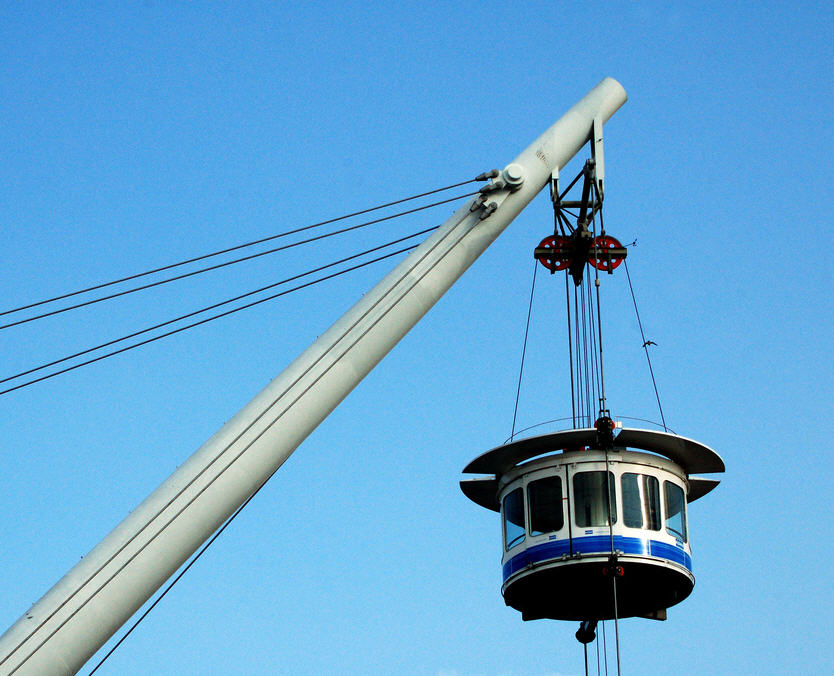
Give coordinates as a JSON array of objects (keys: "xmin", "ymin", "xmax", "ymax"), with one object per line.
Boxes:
[{"xmin": 0, "ymin": 77, "xmax": 626, "ymax": 676}]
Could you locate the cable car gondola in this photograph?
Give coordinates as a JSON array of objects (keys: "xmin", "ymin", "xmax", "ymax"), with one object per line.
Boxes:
[{"xmin": 461, "ymin": 423, "xmax": 724, "ymax": 621}]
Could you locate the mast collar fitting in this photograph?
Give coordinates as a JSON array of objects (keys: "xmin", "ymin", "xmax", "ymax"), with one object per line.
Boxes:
[{"xmin": 502, "ymin": 163, "xmax": 525, "ymax": 191}]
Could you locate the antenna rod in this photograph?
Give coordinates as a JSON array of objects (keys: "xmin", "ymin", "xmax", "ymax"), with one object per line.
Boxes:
[{"xmin": 0, "ymin": 78, "xmax": 626, "ymax": 676}]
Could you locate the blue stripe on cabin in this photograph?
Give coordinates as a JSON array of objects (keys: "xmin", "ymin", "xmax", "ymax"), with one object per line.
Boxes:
[{"xmin": 503, "ymin": 535, "xmax": 692, "ymax": 581}]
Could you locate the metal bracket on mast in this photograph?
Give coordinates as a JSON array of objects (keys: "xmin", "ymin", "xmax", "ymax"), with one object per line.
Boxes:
[
  {"xmin": 549, "ymin": 167, "xmax": 562, "ymax": 234},
  {"xmin": 471, "ymin": 163, "xmax": 525, "ymax": 219},
  {"xmin": 592, "ymin": 117, "xmax": 605, "ymax": 198},
  {"xmin": 535, "ymin": 140, "xmax": 625, "ymax": 284}
]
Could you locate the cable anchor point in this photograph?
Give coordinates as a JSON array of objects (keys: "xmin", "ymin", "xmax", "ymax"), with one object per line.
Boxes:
[
  {"xmin": 575, "ymin": 619, "xmax": 598, "ymax": 644},
  {"xmin": 603, "ymin": 553, "xmax": 625, "ymax": 578},
  {"xmin": 595, "ymin": 413, "xmax": 616, "ymax": 449}
]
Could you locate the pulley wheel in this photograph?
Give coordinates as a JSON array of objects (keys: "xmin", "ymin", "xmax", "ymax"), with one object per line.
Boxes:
[
  {"xmin": 588, "ymin": 235, "xmax": 624, "ymax": 271},
  {"xmin": 536, "ymin": 235, "xmax": 572, "ymax": 271}
]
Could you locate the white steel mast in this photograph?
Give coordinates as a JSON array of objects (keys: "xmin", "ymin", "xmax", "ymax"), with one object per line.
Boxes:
[{"xmin": 0, "ymin": 77, "xmax": 627, "ymax": 675}]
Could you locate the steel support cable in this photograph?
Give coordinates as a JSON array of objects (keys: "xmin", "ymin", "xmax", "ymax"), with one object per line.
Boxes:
[
  {"xmin": 594, "ymin": 183, "xmax": 621, "ymax": 676},
  {"xmin": 0, "ymin": 228, "xmax": 437, "ymax": 398},
  {"xmin": 612, "ymin": 578, "xmax": 622, "ymax": 676},
  {"xmin": 573, "ymin": 285, "xmax": 583, "ymax": 425},
  {"xmin": 86, "ymin": 485, "xmax": 259, "ymax": 675},
  {"xmin": 3, "ymin": 206, "xmax": 479, "ymax": 672},
  {"xmin": 510, "ymin": 260, "xmax": 538, "ymax": 441},
  {"xmin": 0, "ymin": 226, "xmax": 439, "ymax": 394},
  {"xmin": 573, "ymin": 285, "xmax": 580, "ymax": 423},
  {"xmin": 558, "ymin": 169, "xmax": 585, "ymax": 202},
  {"xmin": 0, "ymin": 177, "xmax": 486, "ymax": 319},
  {"xmin": 572, "ymin": 286, "xmax": 580, "ymax": 425},
  {"xmin": 583, "ymin": 640, "xmax": 589, "ymax": 676},
  {"xmin": 592, "ymin": 274, "xmax": 602, "ymax": 410},
  {"xmin": 602, "ymin": 621, "xmax": 609, "ymax": 676},
  {"xmin": 502, "ymin": 417, "xmax": 580, "ymax": 444},
  {"xmin": 603, "ymin": 448, "xmax": 622, "ymax": 676},
  {"xmin": 0, "ymin": 191, "xmax": 477, "ymax": 331},
  {"xmin": 623, "ymin": 259, "xmax": 667, "ymax": 431},
  {"xmin": 565, "ymin": 271, "xmax": 576, "ymax": 426},
  {"xmin": 582, "ymin": 285, "xmax": 596, "ymax": 427},
  {"xmin": 582, "ymin": 284, "xmax": 595, "ymax": 427},
  {"xmin": 590, "ymin": 217, "xmax": 606, "ymax": 414},
  {"xmin": 586, "ymin": 272, "xmax": 600, "ymax": 416},
  {"xmin": 556, "ymin": 209, "xmax": 574, "ymax": 237},
  {"xmin": 591, "ymin": 187, "xmax": 606, "ymax": 415},
  {"xmin": 580, "ymin": 284, "xmax": 592, "ymax": 426},
  {"xmin": 86, "ymin": 463, "xmax": 278, "ymax": 676}
]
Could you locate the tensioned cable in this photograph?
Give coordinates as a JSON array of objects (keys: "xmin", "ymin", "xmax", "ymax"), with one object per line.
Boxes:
[
  {"xmin": 0, "ymin": 191, "xmax": 477, "ymax": 331},
  {"xmin": 0, "ymin": 228, "xmax": 435, "ymax": 397},
  {"xmin": 500, "ymin": 412, "xmax": 672, "ymax": 445},
  {"xmin": 86, "ymin": 486, "xmax": 259, "ymax": 675},
  {"xmin": 592, "ymin": 179, "xmax": 622, "ymax": 676},
  {"xmin": 3, "ymin": 205, "xmax": 479, "ymax": 673},
  {"xmin": 10, "ymin": 209, "xmax": 477, "ymax": 673},
  {"xmin": 572, "ymin": 285, "xmax": 580, "ymax": 423},
  {"xmin": 86, "ymin": 463, "xmax": 279, "ymax": 676},
  {"xmin": 603, "ymin": 444, "xmax": 622, "ymax": 676},
  {"xmin": 590, "ymin": 207, "xmax": 606, "ymax": 414},
  {"xmin": 0, "ymin": 226, "xmax": 438, "ymax": 393},
  {"xmin": 573, "ymin": 284, "xmax": 579, "ymax": 423},
  {"xmin": 565, "ymin": 271, "xmax": 576, "ymax": 426},
  {"xmin": 585, "ymin": 271, "xmax": 601, "ymax": 415},
  {"xmin": 580, "ymin": 283, "xmax": 592, "ymax": 425},
  {"xmin": 81, "ymin": 204, "xmax": 494, "ymax": 670},
  {"xmin": 602, "ymin": 621, "xmax": 609, "ymax": 676},
  {"xmin": 586, "ymin": 281, "xmax": 596, "ymax": 425},
  {"xmin": 623, "ymin": 259, "xmax": 667, "ymax": 431},
  {"xmin": 510, "ymin": 259, "xmax": 538, "ymax": 441},
  {"xmin": 583, "ymin": 641, "xmax": 588, "ymax": 676},
  {"xmin": 579, "ymin": 283, "xmax": 588, "ymax": 424},
  {"xmin": 0, "ymin": 177, "xmax": 485, "ymax": 319}
]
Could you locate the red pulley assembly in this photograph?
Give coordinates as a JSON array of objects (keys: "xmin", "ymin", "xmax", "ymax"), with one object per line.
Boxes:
[
  {"xmin": 535, "ymin": 235, "xmax": 572, "ymax": 271},
  {"xmin": 588, "ymin": 235, "xmax": 625, "ymax": 271}
]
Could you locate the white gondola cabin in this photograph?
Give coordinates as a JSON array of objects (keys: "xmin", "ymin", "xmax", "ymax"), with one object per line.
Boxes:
[{"xmin": 461, "ymin": 427, "xmax": 724, "ymax": 621}]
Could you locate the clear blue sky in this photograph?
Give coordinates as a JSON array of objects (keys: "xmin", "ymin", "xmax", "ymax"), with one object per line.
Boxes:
[{"xmin": 1, "ymin": 2, "xmax": 832, "ymax": 674}]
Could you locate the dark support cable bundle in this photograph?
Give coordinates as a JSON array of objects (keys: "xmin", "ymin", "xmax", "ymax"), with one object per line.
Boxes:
[
  {"xmin": 0, "ymin": 177, "xmax": 485, "ymax": 397},
  {"xmin": 0, "ymin": 178, "xmax": 482, "ymax": 320}
]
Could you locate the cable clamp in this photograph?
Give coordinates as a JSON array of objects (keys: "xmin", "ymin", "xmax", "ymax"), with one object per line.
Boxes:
[
  {"xmin": 475, "ymin": 169, "xmax": 500, "ymax": 181},
  {"xmin": 576, "ymin": 620, "xmax": 598, "ymax": 644},
  {"xmin": 469, "ymin": 193, "xmax": 488, "ymax": 212},
  {"xmin": 603, "ymin": 554, "xmax": 624, "ymax": 578},
  {"xmin": 479, "ymin": 179, "xmax": 506, "ymax": 194},
  {"xmin": 595, "ymin": 413, "xmax": 616, "ymax": 449},
  {"xmin": 479, "ymin": 202, "xmax": 498, "ymax": 220}
]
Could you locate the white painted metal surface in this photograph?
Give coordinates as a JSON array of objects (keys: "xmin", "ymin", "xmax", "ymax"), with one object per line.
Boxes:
[{"xmin": 0, "ymin": 77, "xmax": 627, "ymax": 675}]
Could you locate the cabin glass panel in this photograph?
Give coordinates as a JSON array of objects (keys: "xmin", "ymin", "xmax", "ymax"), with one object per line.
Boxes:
[
  {"xmin": 528, "ymin": 475, "xmax": 564, "ymax": 536},
  {"xmin": 503, "ymin": 487, "xmax": 526, "ymax": 550},
  {"xmin": 621, "ymin": 473, "xmax": 661, "ymax": 530},
  {"xmin": 573, "ymin": 471, "xmax": 616, "ymax": 527},
  {"xmin": 664, "ymin": 481, "xmax": 688, "ymax": 542}
]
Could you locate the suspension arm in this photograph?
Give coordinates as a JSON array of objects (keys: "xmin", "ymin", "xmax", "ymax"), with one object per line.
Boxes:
[{"xmin": 0, "ymin": 77, "xmax": 627, "ymax": 675}]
